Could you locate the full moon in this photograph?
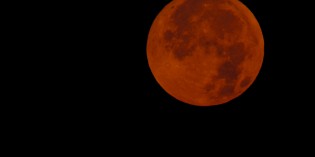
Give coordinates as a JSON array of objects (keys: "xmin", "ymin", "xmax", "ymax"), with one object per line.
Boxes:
[{"xmin": 147, "ymin": 0, "xmax": 264, "ymax": 106}]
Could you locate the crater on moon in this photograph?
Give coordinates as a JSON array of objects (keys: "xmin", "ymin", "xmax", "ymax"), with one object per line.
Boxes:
[{"xmin": 240, "ymin": 76, "xmax": 252, "ymax": 88}]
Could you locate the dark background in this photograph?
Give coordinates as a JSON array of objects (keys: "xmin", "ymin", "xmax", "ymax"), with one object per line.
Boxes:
[
  {"xmin": 6, "ymin": 0, "xmax": 313, "ymax": 129},
  {"xmin": 3, "ymin": 0, "xmax": 314, "ymax": 149}
]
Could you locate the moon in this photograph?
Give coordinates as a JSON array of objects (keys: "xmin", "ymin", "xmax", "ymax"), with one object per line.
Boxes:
[{"xmin": 147, "ymin": 0, "xmax": 264, "ymax": 106}]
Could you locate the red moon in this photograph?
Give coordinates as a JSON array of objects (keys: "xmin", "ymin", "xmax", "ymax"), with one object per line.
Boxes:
[{"xmin": 147, "ymin": 0, "xmax": 264, "ymax": 106}]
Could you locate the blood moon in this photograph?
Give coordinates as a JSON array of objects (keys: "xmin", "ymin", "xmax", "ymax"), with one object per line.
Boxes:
[{"xmin": 147, "ymin": 0, "xmax": 264, "ymax": 106}]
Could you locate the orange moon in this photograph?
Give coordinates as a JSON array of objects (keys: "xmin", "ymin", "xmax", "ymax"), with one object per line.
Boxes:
[{"xmin": 147, "ymin": 0, "xmax": 264, "ymax": 106}]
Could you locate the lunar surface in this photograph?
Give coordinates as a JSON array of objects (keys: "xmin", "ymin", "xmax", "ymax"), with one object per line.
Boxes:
[{"xmin": 147, "ymin": 0, "xmax": 264, "ymax": 106}]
